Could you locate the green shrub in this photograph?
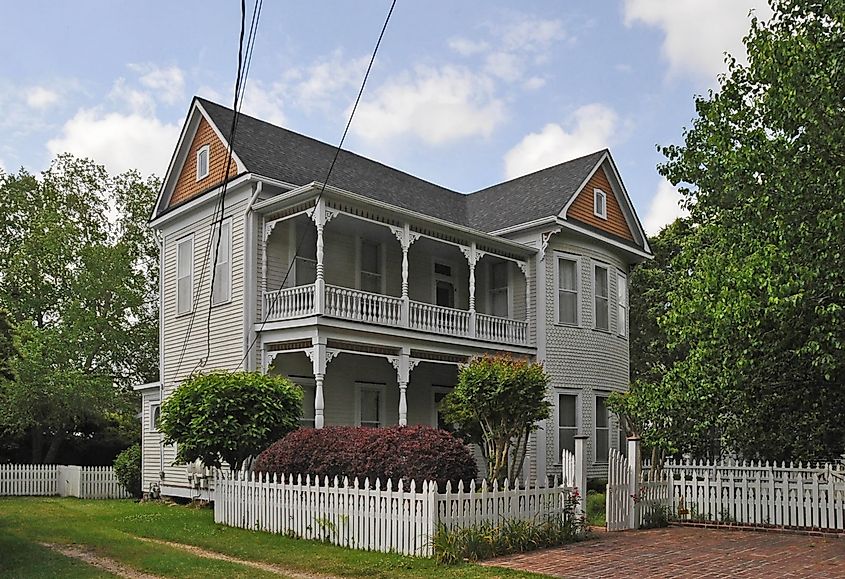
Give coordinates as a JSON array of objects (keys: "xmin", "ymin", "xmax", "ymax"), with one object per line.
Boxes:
[
  {"xmin": 586, "ymin": 491, "xmax": 606, "ymax": 527},
  {"xmin": 113, "ymin": 444, "xmax": 142, "ymax": 498}
]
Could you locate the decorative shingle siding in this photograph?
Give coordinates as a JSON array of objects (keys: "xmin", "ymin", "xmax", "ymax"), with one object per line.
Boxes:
[
  {"xmin": 543, "ymin": 235, "xmax": 629, "ymax": 479},
  {"xmin": 567, "ymin": 167, "xmax": 634, "ymax": 241},
  {"xmin": 169, "ymin": 116, "xmax": 238, "ymax": 209}
]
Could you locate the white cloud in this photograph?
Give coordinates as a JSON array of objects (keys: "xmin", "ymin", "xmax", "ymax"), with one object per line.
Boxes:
[
  {"xmin": 484, "ymin": 51, "xmax": 522, "ymax": 82},
  {"xmin": 240, "ymin": 80, "xmax": 287, "ymax": 126},
  {"xmin": 643, "ymin": 179, "xmax": 689, "ymax": 235},
  {"xmin": 499, "ymin": 17, "xmax": 564, "ymax": 53},
  {"xmin": 448, "ymin": 37, "xmax": 489, "ymax": 56},
  {"xmin": 47, "ymin": 109, "xmax": 180, "ymax": 177},
  {"xmin": 25, "ymin": 86, "xmax": 60, "ymax": 109},
  {"xmin": 504, "ymin": 103, "xmax": 618, "ymax": 179},
  {"xmin": 129, "ymin": 63, "xmax": 185, "ymax": 105},
  {"xmin": 524, "ymin": 77, "xmax": 547, "ymax": 91},
  {"xmin": 352, "ymin": 65, "xmax": 506, "ymax": 146},
  {"xmin": 290, "ymin": 51, "xmax": 369, "ymax": 111},
  {"xmin": 623, "ymin": 0, "xmax": 772, "ymax": 81}
]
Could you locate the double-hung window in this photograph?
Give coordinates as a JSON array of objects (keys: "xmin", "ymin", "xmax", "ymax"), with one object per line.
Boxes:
[
  {"xmin": 176, "ymin": 236, "xmax": 194, "ymax": 315},
  {"xmin": 211, "ymin": 220, "xmax": 231, "ymax": 305},
  {"xmin": 617, "ymin": 271, "xmax": 627, "ymax": 337},
  {"xmin": 149, "ymin": 403, "xmax": 161, "ymax": 433},
  {"xmin": 595, "ymin": 395, "xmax": 610, "ymax": 463},
  {"xmin": 557, "ymin": 256, "xmax": 579, "ymax": 325},
  {"xmin": 356, "ymin": 383, "xmax": 385, "ymax": 428},
  {"xmin": 196, "ymin": 144, "xmax": 210, "ymax": 181},
  {"xmin": 359, "ymin": 240, "xmax": 382, "ymax": 293},
  {"xmin": 558, "ymin": 393, "xmax": 578, "ymax": 456},
  {"xmin": 434, "ymin": 261, "xmax": 455, "ymax": 308},
  {"xmin": 490, "ymin": 261, "xmax": 509, "ymax": 317},
  {"xmin": 594, "ymin": 264, "xmax": 609, "ymax": 331}
]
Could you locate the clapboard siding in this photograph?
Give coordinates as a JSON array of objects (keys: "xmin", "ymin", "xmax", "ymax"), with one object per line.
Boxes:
[
  {"xmin": 160, "ymin": 196, "xmax": 249, "ymax": 485},
  {"xmin": 567, "ymin": 167, "xmax": 634, "ymax": 241},
  {"xmin": 140, "ymin": 391, "xmax": 161, "ymax": 492}
]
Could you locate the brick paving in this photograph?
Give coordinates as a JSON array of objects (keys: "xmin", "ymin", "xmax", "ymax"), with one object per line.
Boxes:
[{"xmin": 484, "ymin": 526, "xmax": 845, "ymax": 578}]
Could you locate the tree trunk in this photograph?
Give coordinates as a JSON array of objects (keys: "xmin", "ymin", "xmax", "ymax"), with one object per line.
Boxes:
[
  {"xmin": 31, "ymin": 429, "xmax": 45, "ymax": 464},
  {"xmin": 44, "ymin": 435, "xmax": 63, "ymax": 464}
]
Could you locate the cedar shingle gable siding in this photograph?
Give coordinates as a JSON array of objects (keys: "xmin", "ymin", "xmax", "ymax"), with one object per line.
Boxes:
[
  {"xmin": 567, "ymin": 167, "xmax": 634, "ymax": 241},
  {"xmin": 169, "ymin": 117, "xmax": 238, "ymax": 208}
]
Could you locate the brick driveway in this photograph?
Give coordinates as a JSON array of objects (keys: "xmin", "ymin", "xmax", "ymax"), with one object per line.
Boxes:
[{"xmin": 484, "ymin": 527, "xmax": 845, "ymax": 578}]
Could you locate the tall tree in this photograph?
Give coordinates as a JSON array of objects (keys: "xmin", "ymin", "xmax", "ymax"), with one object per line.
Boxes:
[
  {"xmin": 0, "ymin": 155, "xmax": 159, "ymax": 462},
  {"xmin": 649, "ymin": 0, "xmax": 845, "ymax": 460}
]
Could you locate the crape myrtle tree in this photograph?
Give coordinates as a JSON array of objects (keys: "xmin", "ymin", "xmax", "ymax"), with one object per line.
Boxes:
[
  {"xmin": 159, "ymin": 371, "xmax": 303, "ymax": 471},
  {"xmin": 440, "ymin": 355, "xmax": 551, "ymax": 483},
  {"xmin": 619, "ymin": 0, "xmax": 845, "ymax": 461},
  {"xmin": 0, "ymin": 156, "xmax": 159, "ymax": 463}
]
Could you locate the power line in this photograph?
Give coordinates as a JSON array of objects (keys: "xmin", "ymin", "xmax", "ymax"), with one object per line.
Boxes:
[{"xmin": 237, "ymin": 0, "xmax": 398, "ymax": 371}]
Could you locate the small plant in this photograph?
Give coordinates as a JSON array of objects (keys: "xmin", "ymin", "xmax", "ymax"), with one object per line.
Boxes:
[
  {"xmin": 113, "ymin": 444, "xmax": 142, "ymax": 498},
  {"xmin": 586, "ymin": 491, "xmax": 606, "ymax": 527},
  {"xmin": 719, "ymin": 508, "xmax": 737, "ymax": 524}
]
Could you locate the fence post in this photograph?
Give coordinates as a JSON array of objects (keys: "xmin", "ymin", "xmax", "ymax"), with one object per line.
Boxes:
[
  {"xmin": 574, "ymin": 435, "xmax": 588, "ymax": 524},
  {"xmin": 627, "ymin": 437, "xmax": 641, "ymax": 530}
]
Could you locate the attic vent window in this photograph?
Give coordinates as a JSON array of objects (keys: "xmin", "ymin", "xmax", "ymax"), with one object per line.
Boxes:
[
  {"xmin": 593, "ymin": 188, "xmax": 607, "ymax": 220},
  {"xmin": 196, "ymin": 144, "xmax": 210, "ymax": 181}
]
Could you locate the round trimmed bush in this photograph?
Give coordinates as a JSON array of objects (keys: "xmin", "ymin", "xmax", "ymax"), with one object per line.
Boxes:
[
  {"xmin": 254, "ymin": 425, "xmax": 477, "ymax": 490},
  {"xmin": 113, "ymin": 443, "xmax": 142, "ymax": 498}
]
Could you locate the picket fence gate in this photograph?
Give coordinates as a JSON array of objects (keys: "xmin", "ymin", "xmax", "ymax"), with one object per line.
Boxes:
[
  {"xmin": 213, "ymin": 471, "xmax": 575, "ymax": 557},
  {"xmin": 606, "ymin": 440, "xmax": 672, "ymax": 532},
  {"xmin": 0, "ymin": 464, "xmax": 131, "ymax": 499},
  {"xmin": 666, "ymin": 459, "xmax": 845, "ymax": 531}
]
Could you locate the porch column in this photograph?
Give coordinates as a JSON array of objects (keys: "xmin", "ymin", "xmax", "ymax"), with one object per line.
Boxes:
[
  {"xmin": 462, "ymin": 243, "xmax": 479, "ymax": 337},
  {"xmin": 395, "ymin": 225, "xmax": 419, "ymax": 328},
  {"xmin": 310, "ymin": 338, "xmax": 327, "ymax": 429},
  {"xmin": 312, "ymin": 199, "xmax": 327, "ymax": 315},
  {"xmin": 392, "ymin": 348, "xmax": 413, "ymax": 426}
]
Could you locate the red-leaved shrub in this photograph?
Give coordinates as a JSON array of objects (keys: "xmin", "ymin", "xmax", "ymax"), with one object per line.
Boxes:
[{"xmin": 254, "ymin": 425, "xmax": 477, "ymax": 490}]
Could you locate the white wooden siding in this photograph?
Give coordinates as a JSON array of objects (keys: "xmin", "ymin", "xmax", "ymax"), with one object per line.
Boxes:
[{"xmin": 140, "ymin": 390, "xmax": 162, "ymax": 492}]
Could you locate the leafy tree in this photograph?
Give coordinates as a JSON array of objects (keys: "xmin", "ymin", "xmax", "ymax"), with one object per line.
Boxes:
[
  {"xmin": 0, "ymin": 155, "xmax": 159, "ymax": 463},
  {"xmin": 0, "ymin": 310, "xmax": 15, "ymax": 381},
  {"xmin": 440, "ymin": 355, "xmax": 551, "ymax": 482},
  {"xmin": 633, "ymin": 0, "xmax": 845, "ymax": 461},
  {"xmin": 159, "ymin": 371, "xmax": 303, "ymax": 471}
]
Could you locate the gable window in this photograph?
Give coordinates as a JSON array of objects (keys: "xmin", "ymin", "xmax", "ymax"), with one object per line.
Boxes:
[
  {"xmin": 176, "ymin": 236, "xmax": 194, "ymax": 315},
  {"xmin": 149, "ymin": 403, "xmax": 161, "ymax": 433},
  {"xmin": 490, "ymin": 261, "xmax": 509, "ymax": 317},
  {"xmin": 593, "ymin": 188, "xmax": 607, "ymax": 219},
  {"xmin": 558, "ymin": 393, "xmax": 578, "ymax": 456},
  {"xmin": 594, "ymin": 264, "xmax": 609, "ymax": 331},
  {"xmin": 356, "ymin": 382, "xmax": 385, "ymax": 427},
  {"xmin": 557, "ymin": 256, "xmax": 579, "ymax": 325},
  {"xmin": 211, "ymin": 219, "xmax": 232, "ymax": 305},
  {"xmin": 617, "ymin": 271, "xmax": 627, "ymax": 337},
  {"xmin": 433, "ymin": 261, "xmax": 455, "ymax": 308},
  {"xmin": 595, "ymin": 395, "xmax": 609, "ymax": 463},
  {"xmin": 196, "ymin": 144, "xmax": 210, "ymax": 181},
  {"xmin": 359, "ymin": 240, "xmax": 382, "ymax": 294}
]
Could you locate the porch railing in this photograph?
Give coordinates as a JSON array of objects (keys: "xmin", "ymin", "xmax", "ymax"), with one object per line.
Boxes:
[
  {"xmin": 476, "ymin": 313, "xmax": 528, "ymax": 345},
  {"xmin": 262, "ymin": 284, "xmax": 529, "ymax": 346},
  {"xmin": 408, "ymin": 300, "xmax": 471, "ymax": 337},
  {"xmin": 325, "ymin": 285, "xmax": 403, "ymax": 326},
  {"xmin": 264, "ymin": 285, "xmax": 315, "ymax": 319}
]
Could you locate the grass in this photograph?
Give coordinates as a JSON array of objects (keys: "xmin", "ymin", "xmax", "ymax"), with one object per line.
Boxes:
[
  {"xmin": 0, "ymin": 498, "xmax": 546, "ymax": 578},
  {"xmin": 586, "ymin": 491, "xmax": 606, "ymax": 528}
]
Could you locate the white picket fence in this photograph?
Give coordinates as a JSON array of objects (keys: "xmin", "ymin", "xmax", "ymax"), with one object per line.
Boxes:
[
  {"xmin": 666, "ymin": 459, "xmax": 845, "ymax": 531},
  {"xmin": 214, "ymin": 471, "xmax": 575, "ymax": 557},
  {"xmin": 606, "ymin": 448, "xmax": 635, "ymax": 531},
  {"xmin": 0, "ymin": 464, "xmax": 131, "ymax": 499}
]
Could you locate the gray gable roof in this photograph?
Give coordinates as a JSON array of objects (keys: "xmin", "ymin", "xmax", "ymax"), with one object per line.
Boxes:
[{"xmin": 195, "ymin": 97, "xmax": 614, "ymax": 236}]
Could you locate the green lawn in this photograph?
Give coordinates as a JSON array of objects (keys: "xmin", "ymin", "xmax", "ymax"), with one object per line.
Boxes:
[
  {"xmin": 586, "ymin": 491, "xmax": 606, "ymax": 528},
  {"xmin": 0, "ymin": 498, "xmax": 546, "ymax": 578}
]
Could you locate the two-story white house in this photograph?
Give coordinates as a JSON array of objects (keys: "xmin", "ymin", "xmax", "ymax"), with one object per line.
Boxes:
[{"xmin": 138, "ymin": 97, "xmax": 652, "ymax": 497}]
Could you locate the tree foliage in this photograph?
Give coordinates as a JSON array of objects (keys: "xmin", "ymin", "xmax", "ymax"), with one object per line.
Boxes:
[
  {"xmin": 0, "ymin": 155, "xmax": 159, "ymax": 463},
  {"xmin": 159, "ymin": 371, "xmax": 303, "ymax": 471},
  {"xmin": 441, "ymin": 355, "xmax": 550, "ymax": 482},
  {"xmin": 113, "ymin": 444, "xmax": 142, "ymax": 499},
  {"xmin": 620, "ymin": 0, "xmax": 845, "ymax": 461}
]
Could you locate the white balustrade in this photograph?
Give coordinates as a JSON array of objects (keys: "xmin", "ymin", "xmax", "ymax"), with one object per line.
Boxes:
[
  {"xmin": 475, "ymin": 313, "xmax": 528, "ymax": 345},
  {"xmin": 325, "ymin": 285, "xmax": 403, "ymax": 326},
  {"xmin": 264, "ymin": 285, "xmax": 316, "ymax": 320},
  {"xmin": 409, "ymin": 301, "xmax": 471, "ymax": 337}
]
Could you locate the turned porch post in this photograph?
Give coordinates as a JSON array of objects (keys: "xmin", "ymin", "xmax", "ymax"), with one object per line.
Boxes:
[
  {"xmin": 464, "ymin": 242, "xmax": 479, "ymax": 338},
  {"xmin": 312, "ymin": 199, "xmax": 327, "ymax": 315},
  {"xmin": 392, "ymin": 348, "xmax": 416, "ymax": 427},
  {"xmin": 310, "ymin": 338, "xmax": 327, "ymax": 429}
]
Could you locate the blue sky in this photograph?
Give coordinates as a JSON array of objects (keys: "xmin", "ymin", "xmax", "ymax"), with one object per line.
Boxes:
[{"xmin": 0, "ymin": 0, "xmax": 771, "ymax": 233}]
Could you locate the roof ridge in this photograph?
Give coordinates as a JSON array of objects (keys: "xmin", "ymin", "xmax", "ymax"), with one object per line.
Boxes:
[{"xmin": 468, "ymin": 149, "xmax": 607, "ymax": 196}]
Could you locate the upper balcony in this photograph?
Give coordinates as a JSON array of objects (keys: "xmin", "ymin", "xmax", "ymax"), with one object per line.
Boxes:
[{"xmin": 257, "ymin": 195, "xmax": 535, "ymax": 348}]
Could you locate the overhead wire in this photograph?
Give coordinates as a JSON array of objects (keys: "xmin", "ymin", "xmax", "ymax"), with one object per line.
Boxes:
[{"xmin": 237, "ymin": 0, "xmax": 398, "ymax": 371}]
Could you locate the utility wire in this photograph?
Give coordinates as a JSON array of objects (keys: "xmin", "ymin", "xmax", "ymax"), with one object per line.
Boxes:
[{"xmin": 237, "ymin": 0, "xmax": 398, "ymax": 371}]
